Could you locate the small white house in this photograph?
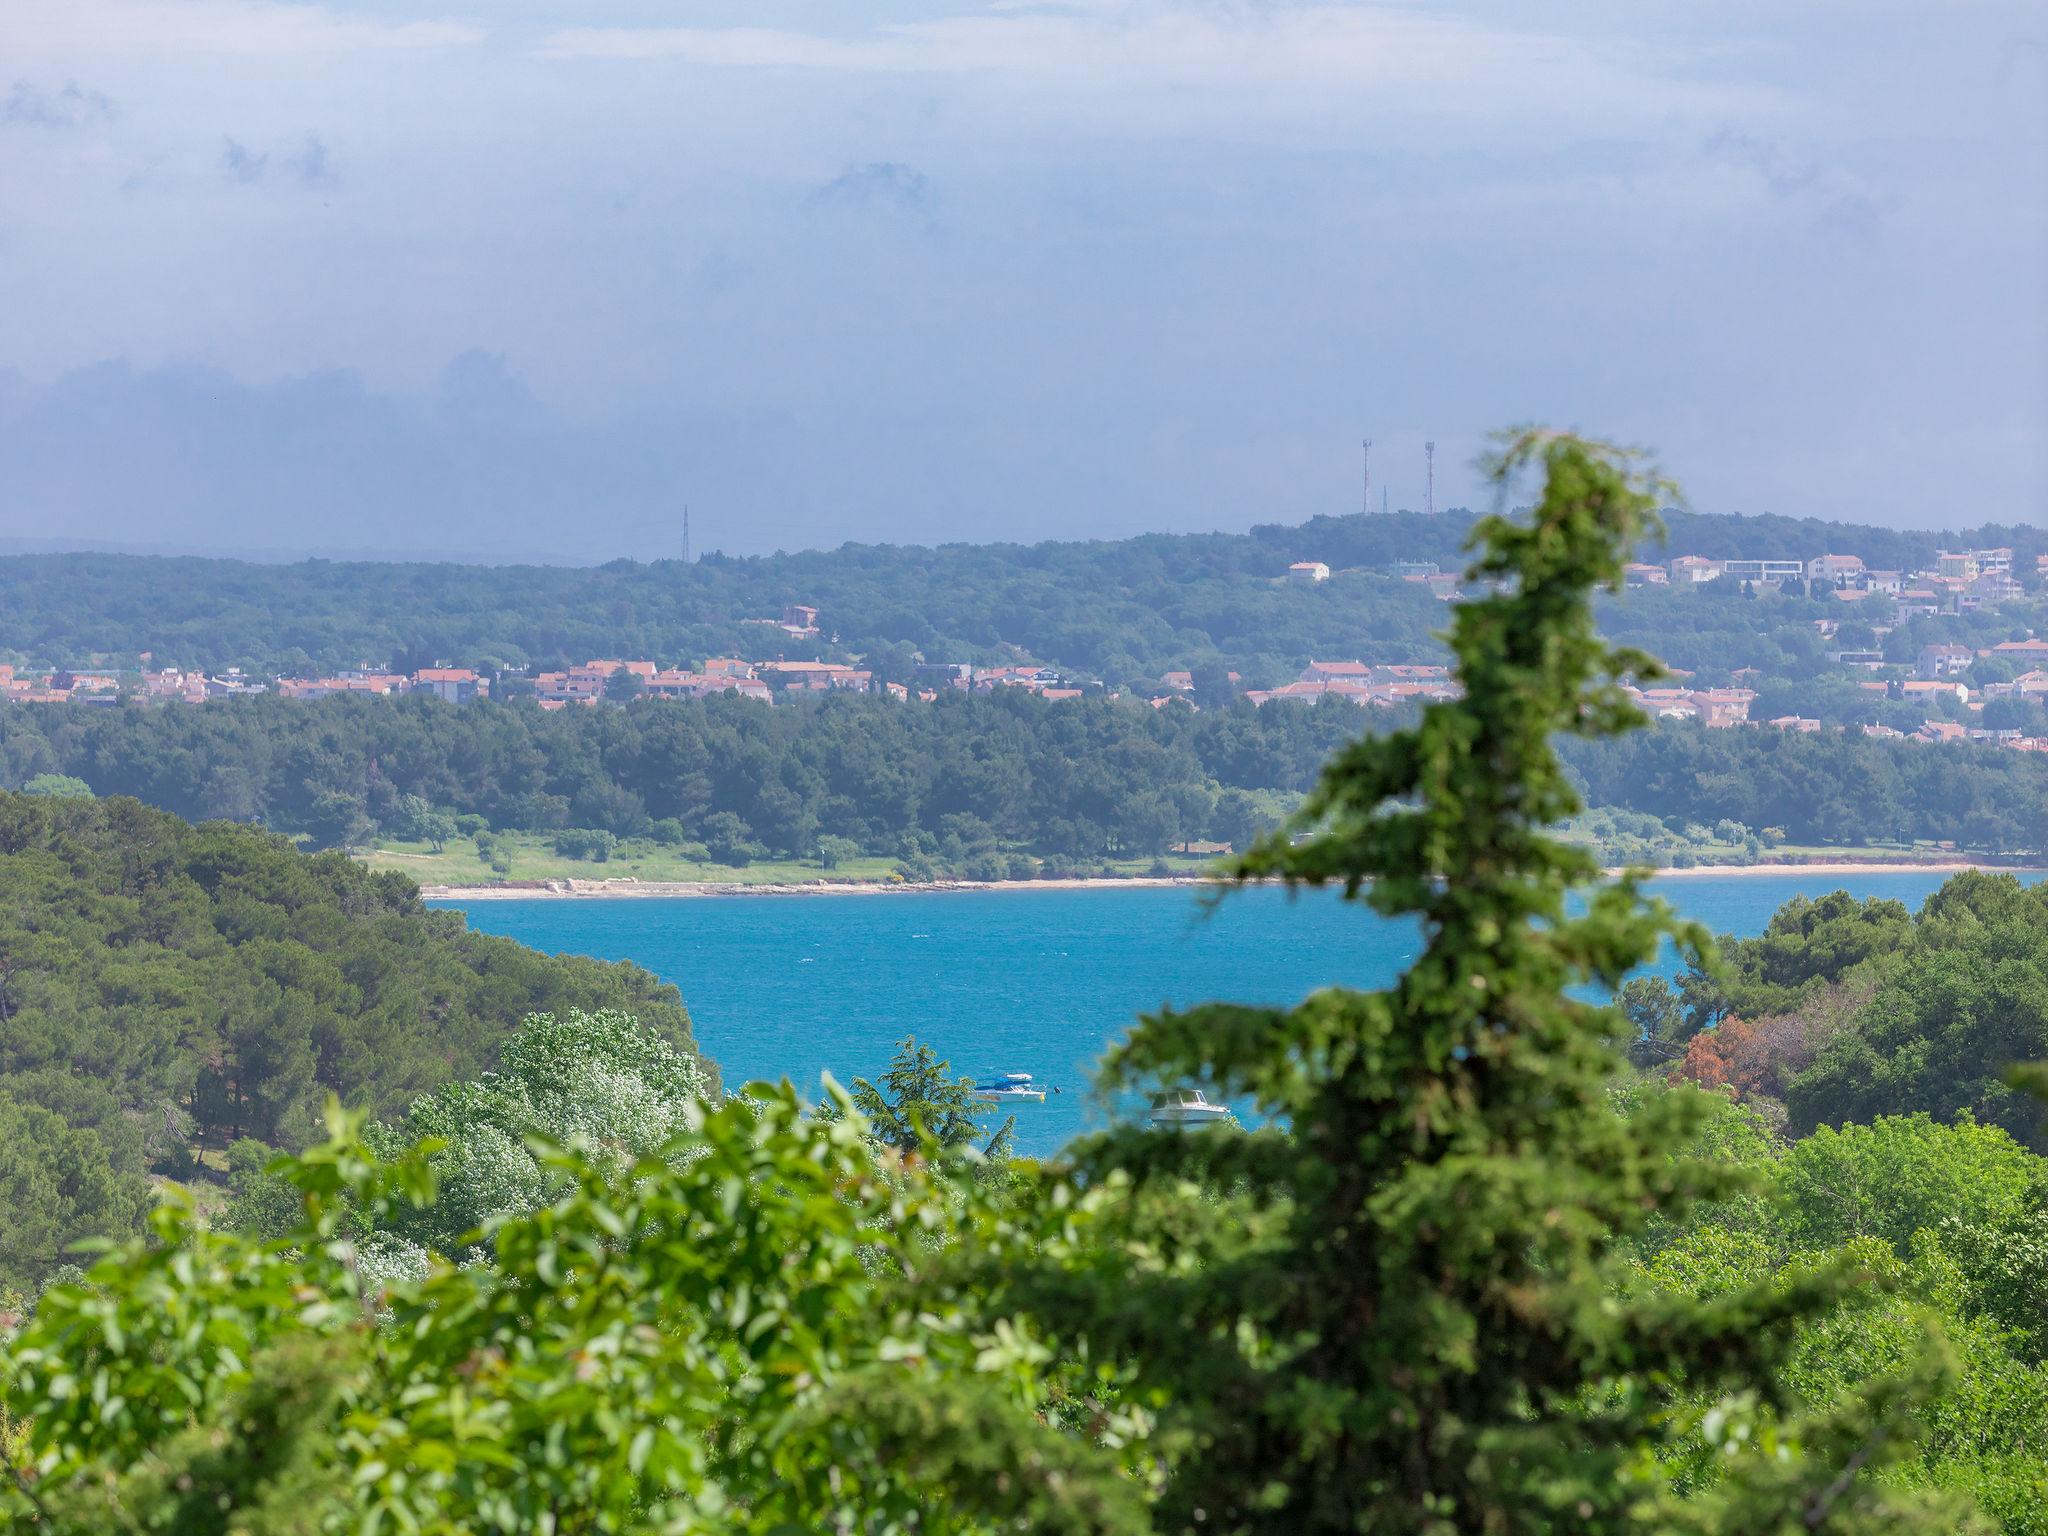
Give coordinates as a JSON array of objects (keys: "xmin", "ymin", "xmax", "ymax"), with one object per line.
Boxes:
[{"xmin": 1288, "ymin": 561, "xmax": 1330, "ymax": 585}]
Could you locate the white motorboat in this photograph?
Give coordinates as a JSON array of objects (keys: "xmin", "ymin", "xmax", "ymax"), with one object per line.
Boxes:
[
  {"xmin": 1148, "ymin": 1087, "xmax": 1233, "ymax": 1129},
  {"xmin": 973, "ymin": 1072, "xmax": 1047, "ymax": 1104}
]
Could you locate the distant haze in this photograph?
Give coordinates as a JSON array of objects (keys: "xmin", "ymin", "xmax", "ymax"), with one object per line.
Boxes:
[{"xmin": 1, "ymin": 1, "xmax": 2043, "ymax": 559}]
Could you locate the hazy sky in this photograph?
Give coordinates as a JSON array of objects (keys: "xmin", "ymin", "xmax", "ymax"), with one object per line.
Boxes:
[{"xmin": 1, "ymin": 1, "xmax": 2043, "ymax": 559}]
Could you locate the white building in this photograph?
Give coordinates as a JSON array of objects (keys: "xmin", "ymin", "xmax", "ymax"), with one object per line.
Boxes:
[
  {"xmin": 1807, "ymin": 553, "xmax": 1865, "ymax": 584},
  {"xmin": 1718, "ymin": 559, "xmax": 1807, "ymax": 586},
  {"xmin": 1287, "ymin": 561, "xmax": 1330, "ymax": 585}
]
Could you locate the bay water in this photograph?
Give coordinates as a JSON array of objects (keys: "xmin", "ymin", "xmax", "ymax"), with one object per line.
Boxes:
[{"xmin": 440, "ymin": 871, "xmax": 2023, "ymax": 1155}]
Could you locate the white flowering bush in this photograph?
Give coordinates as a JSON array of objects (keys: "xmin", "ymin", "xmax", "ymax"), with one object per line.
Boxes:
[{"xmin": 372, "ymin": 1008, "xmax": 711, "ymax": 1255}]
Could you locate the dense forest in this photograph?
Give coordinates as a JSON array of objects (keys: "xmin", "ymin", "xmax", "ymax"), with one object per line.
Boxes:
[
  {"xmin": 1561, "ymin": 724, "xmax": 2048, "ymax": 853},
  {"xmin": 0, "ymin": 793, "xmax": 704, "ymax": 1294},
  {"xmin": 2, "ymin": 689, "xmax": 2046, "ymax": 865},
  {"xmin": 0, "ymin": 690, "xmax": 1362, "ymax": 863},
  {"xmin": 1, "ymin": 506, "xmax": 2041, "ymax": 685},
  {"xmin": 1643, "ymin": 871, "xmax": 2048, "ymax": 1153}
]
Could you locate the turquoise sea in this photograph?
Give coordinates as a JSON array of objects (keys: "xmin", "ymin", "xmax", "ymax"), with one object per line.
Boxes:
[{"xmin": 439, "ymin": 871, "xmax": 2030, "ymax": 1155}]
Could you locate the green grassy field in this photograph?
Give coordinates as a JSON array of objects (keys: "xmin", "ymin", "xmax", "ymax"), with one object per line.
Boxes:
[{"xmin": 362, "ymin": 833, "xmax": 1225, "ymax": 888}]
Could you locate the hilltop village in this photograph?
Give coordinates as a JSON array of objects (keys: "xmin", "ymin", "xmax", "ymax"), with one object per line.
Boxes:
[{"xmin": 3, "ymin": 543, "xmax": 2045, "ymax": 753}]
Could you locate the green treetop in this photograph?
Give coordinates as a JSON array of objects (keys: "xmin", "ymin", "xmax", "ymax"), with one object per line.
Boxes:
[
  {"xmin": 989, "ymin": 431, "xmax": 1960, "ymax": 1534},
  {"xmin": 852, "ymin": 1036, "xmax": 997, "ymax": 1156}
]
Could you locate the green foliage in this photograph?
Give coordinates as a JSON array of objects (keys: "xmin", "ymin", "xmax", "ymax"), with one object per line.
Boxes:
[
  {"xmin": 0, "ymin": 506, "xmax": 2035, "ymax": 684},
  {"xmin": 851, "ymin": 1036, "xmax": 995, "ymax": 1156},
  {"xmin": 10, "ymin": 445, "xmax": 2045, "ymax": 1532},
  {"xmin": 0, "ymin": 1090, "xmax": 152, "ymax": 1295},
  {"xmin": 1623, "ymin": 1098, "xmax": 2048, "ymax": 1532},
  {"xmin": 374, "ymin": 1007, "xmax": 712, "ymax": 1257},
  {"xmin": 1778, "ymin": 1116, "xmax": 2038, "ymax": 1256},
  {"xmin": 1677, "ymin": 891, "xmax": 1912, "ymax": 1030},
  {"xmin": 19, "ymin": 774, "xmax": 91, "ymax": 799},
  {"xmin": 699, "ymin": 809, "xmax": 758, "ymax": 867},
  {"xmin": 981, "ymin": 433, "xmax": 1924, "ymax": 1531},
  {"xmin": 1782, "ymin": 876, "xmax": 2048, "ymax": 1147},
  {"xmin": 552, "ymin": 825, "xmax": 619, "ymax": 862},
  {"xmin": 0, "ymin": 791, "xmax": 707, "ymax": 1176},
  {"xmin": 1619, "ymin": 974, "xmax": 1687, "ymax": 1067},
  {"xmin": 1561, "ymin": 725, "xmax": 2048, "ymax": 855},
  {"xmin": 814, "ymin": 832, "xmax": 861, "ymax": 870},
  {"xmin": 2, "ymin": 1092, "xmax": 1146, "ymax": 1535},
  {"xmin": 6, "ymin": 677, "xmax": 2048, "ymax": 867}
]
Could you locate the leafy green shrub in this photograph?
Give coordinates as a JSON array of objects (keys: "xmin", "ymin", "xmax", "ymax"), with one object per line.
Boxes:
[
  {"xmin": 699, "ymin": 811, "xmax": 756, "ymax": 867},
  {"xmin": 551, "ymin": 827, "xmax": 617, "ymax": 862},
  {"xmin": 21, "ymin": 774, "xmax": 92, "ymax": 799},
  {"xmin": 815, "ymin": 834, "xmax": 861, "ymax": 871}
]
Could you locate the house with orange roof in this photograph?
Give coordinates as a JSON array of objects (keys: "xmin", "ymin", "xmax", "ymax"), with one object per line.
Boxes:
[
  {"xmin": 412, "ymin": 667, "xmax": 486, "ymax": 703},
  {"xmin": 1692, "ymin": 688, "xmax": 1755, "ymax": 727},
  {"xmin": 534, "ymin": 671, "xmax": 604, "ymax": 705}
]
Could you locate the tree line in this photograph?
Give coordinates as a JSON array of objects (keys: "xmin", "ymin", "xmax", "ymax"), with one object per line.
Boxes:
[
  {"xmin": 1, "ymin": 505, "xmax": 2040, "ymax": 687},
  {"xmin": 5, "ymin": 687, "xmax": 2048, "ymax": 867},
  {"xmin": 1560, "ymin": 724, "xmax": 2048, "ymax": 853},
  {"xmin": 0, "ymin": 690, "xmax": 1365, "ymax": 863}
]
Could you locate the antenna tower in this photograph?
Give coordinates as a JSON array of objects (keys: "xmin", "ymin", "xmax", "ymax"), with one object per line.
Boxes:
[
  {"xmin": 683, "ymin": 505, "xmax": 691, "ymax": 564},
  {"xmin": 1361, "ymin": 438, "xmax": 1372, "ymax": 516},
  {"xmin": 1424, "ymin": 441, "xmax": 1436, "ymax": 517}
]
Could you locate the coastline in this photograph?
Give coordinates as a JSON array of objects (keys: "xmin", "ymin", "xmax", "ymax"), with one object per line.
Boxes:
[
  {"xmin": 421, "ymin": 875, "xmax": 1214, "ymax": 900},
  {"xmin": 419, "ymin": 860, "xmax": 2042, "ymax": 901}
]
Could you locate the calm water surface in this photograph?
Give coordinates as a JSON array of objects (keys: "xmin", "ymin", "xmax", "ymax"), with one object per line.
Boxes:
[{"xmin": 439, "ymin": 872, "xmax": 2027, "ymax": 1154}]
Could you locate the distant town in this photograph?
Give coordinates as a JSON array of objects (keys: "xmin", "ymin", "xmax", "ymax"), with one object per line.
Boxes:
[{"xmin": 5, "ymin": 546, "xmax": 2047, "ymax": 758}]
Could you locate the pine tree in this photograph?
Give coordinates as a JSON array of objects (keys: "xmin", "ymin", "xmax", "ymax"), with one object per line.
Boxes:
[
  {"xmin": 851, "ymin": 1035, "xmax": 992, "ymax": 1155},
  {"xmin": 1000, "ymin": 432, "xmax": 1954, "ymax": 1534}
]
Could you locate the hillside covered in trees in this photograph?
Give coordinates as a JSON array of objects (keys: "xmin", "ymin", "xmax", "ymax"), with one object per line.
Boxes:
[
  {"xmin": 0, "ymin": 792, "xmax": 704, "ymax": 1294},
  {"xmin": 0, "ymin": 506, "xmax": 2041, "ymax": 685},
  {"xmin": 1643, "ymin": 871, "xmax": 2048, "ymax": 1152},
  {"xmin": 3, "ymin": 689, "xmax": 2048, "ymax": 868}
]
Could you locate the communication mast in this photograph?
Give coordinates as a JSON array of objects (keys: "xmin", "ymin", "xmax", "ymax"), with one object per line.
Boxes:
[
  {"xmin": 682, "ymin": 505, "xmax": 691, "ymax": 564},
  {"xmin": 1424, "ymin": 441, "xmax": 1436, "ymax": 517},
  {"xmin": 1361, "ymin": 438, "xmax": 1372, "ymax": 516}
]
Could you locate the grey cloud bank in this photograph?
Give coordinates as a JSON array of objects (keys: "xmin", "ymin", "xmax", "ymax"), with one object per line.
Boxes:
[{"xmin": 0, "ymin": 0, "xmax": 2041, "ymax": 557}]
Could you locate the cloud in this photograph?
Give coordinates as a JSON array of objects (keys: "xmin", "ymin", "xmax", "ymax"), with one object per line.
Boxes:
[
  {"xmin": 1703, "ymin": 128, "xmax": 1883, "ymax": 238},
  {"xmin": 0, "ymin": 0, "xmax": 483, "ymax": 58},
  {"xmin": 530, "ymin": 2, "xmax": 1769, "ymax": 132},
  {"xmin": 221, "ymin": 137, "xmax": 268, "ymax": 182},
  {"xmin": 291, "ymin": 135, "xmax": 334, "ymax": 185},
  {"xmin": 221, "ymin": 133, "xmax": 335, "ymax": 187},
  {"xmin": 811, "ymin": 161, "xmax": 930, "ymax": 211},
  {"xmin": 0, "ymin": 79, "xmax": 116, "ymax": 128}
]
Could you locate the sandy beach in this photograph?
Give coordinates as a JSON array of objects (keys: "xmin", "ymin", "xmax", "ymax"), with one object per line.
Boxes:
[
  {"xmin": 420, "ymin": 874, "xmax": 1216, "ymax": 900},
  {"xmin": 1632, "ymin": 861, "xmax": 2037, "ymax": 880},
  {"xmin": 417, "ymin": 860, "xmax": 2041, "ymax": 900}
]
